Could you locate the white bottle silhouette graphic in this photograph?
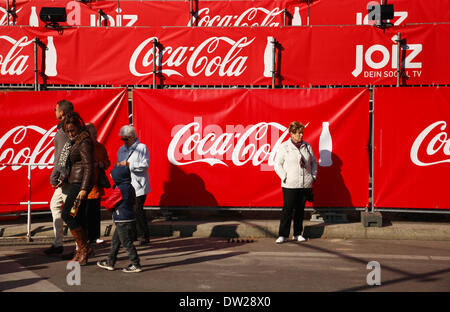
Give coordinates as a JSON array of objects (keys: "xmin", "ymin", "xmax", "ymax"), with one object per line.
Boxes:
[
  {"xmin": 292, "ymin": 7, "xmax": 302, "ymax": 26},
  {"xmin": 45, "ymin": 36, "xmax": 58, "ymax": 77},
  {"xmin": 29, "ymin": 6, "xmax": 39, "ymax": 27},
  {"xmin": 319, "ymin": 121, "xmax": 333, "ymax": 167},
  {"xmin": 263, "ymin": 36, "xmax": 274, "ymax": 78}
]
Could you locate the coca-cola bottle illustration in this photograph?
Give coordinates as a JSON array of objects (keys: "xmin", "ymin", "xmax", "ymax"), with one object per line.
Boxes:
[
  {"xmin": 319, "ymin": 121, "xmax": 333, "ymax": 167},
  {"xmin": 263, "ymin": 36, "xmax": 274, "ymax": 78},
  {"xmin": 45, "ymin": 36, "xmax": 58, "ymax": 77},
  {"xmin": 292, "ymin": 7, "xmax": 302, "ymax": 26},
  {"xmin": 29, "ymin": 6, "xmax": 39, "ymax": 27}
]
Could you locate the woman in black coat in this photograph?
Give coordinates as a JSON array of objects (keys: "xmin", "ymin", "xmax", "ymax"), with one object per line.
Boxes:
[{"xmin": 60, "ymin": 112, "xmax": 94, "ymax": 265}]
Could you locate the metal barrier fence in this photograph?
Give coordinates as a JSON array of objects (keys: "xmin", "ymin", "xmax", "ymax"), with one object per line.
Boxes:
[{"xmin": 0, "ymin": 163, "xmax": 50, "ymax": 241}]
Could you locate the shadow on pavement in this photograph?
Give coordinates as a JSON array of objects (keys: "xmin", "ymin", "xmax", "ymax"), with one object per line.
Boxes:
[
  {"xmin": 0, "ymin": 278, "xmax": 51, "ymax": 292},
  {"xmin": 294, "ymin": 240, "xmax": 450, "ymax": 291}
]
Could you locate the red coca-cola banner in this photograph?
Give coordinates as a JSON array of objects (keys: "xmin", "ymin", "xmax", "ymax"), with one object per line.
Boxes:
[
  {"xmin": 373, "ymin": 87, "xmax": 450, "ymax": 210},
  {"xmin": 0, "ymin": 0, "xmax": 294, "ymax": 27},
  {"xmin": 1, "ymin": 23, "xmax": 449, "ymax": 86},
  {"xmin": 1, "ymin": 0, "xmax": 448, "ymax": 27},
  {"xmin": 133, "ymin": 88, "xmax": 369, "ymax": 208},
  {"xmin": 0, "ymin": 88, "xmax": 128, "ymax": 213},
  {"xmin": 307, "ymin": 0, "xmax": 450, "ymax": 26}
]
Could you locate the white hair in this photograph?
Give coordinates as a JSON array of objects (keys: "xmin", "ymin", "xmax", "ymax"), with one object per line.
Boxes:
[{"xmin": 119, "ymin": 125, "xmax": 136, "ymax": 138}]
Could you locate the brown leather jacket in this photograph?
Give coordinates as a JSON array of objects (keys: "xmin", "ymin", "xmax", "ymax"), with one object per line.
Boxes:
[{"xmin": 68, "ymin": 131, "xmax": 94, "ymax": 192}]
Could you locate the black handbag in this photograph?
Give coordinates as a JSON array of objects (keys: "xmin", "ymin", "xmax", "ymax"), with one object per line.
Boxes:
[{"xmin": 98, "ymin": 168, "xmax": 111, "ymax": 189}]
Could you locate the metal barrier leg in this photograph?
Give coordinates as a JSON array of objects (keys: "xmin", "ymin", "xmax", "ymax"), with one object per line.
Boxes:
[{"xmin": 27, "ymin": 165, "xmax": 33, "ymax": 242}]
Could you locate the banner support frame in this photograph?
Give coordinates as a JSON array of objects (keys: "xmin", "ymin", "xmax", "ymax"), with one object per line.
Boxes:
[{"xmin": 396, "ymin": 32, "xmax": 401, "ymax": 87}]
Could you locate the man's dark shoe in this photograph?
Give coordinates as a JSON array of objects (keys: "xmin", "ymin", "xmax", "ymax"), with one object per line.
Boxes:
[
  {"xmin": 97, "ymin": 260, "xmax": 114, "ymax": 271},
  {"xmin": 44, "ymin": 245, "xmax": 63, "ymax": 255},
  {"xmin": 140, "ymin": 238, "xmax": 150, "ymax": 246},
  {"xmin": 122, "ymin": 264, "xmax": 142, "ymax": 273}
]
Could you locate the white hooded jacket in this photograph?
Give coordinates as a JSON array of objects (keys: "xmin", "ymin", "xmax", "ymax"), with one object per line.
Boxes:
[{"xmin": 274, "ymin": 139, "xmax": 317, "ymax": 189}]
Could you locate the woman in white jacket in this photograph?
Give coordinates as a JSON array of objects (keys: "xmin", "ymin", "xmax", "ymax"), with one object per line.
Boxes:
[{"xmin": 274, "ymin": 121, "xmax": 317, "ymax": 243}]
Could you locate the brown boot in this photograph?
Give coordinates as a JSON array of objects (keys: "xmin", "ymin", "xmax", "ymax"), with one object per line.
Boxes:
[
  {"xmin": 70, "ymin": 249, "xmax": 79, "ymax": 262},
  {"xmin": 70, "ymin": 227, "xmax": 89, "ymax": 266}
]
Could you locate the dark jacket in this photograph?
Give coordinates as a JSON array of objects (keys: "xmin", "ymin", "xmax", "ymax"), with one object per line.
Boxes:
[
  {"xmin": 50, "ymin": 121, "xmax": 70, "ymax": 186},
  {"xmin": 109, "ymin": 165, "xmax": 136, "ymax": 222},
  {"xmin": 68, "ymin": 130, "xmax": 94, "ymax": 192}
]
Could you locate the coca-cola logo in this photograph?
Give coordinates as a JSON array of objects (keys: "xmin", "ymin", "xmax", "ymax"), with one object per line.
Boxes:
[
  {"xmin": 0, "ymin": 125, "xmax": 56, "ymax": 171},
  {"xmin": 130, "ymin": 36, "xmax": 254, "ymax": 78},
  {"xmin": 167, "ymin": 117, "xmax": 288, "ymax": 171},
  {"xmin": 410, "ymin": 121, "xmax": 450, "ymax": 166},
  {"xmin": 0, "ymin": 35, "xmax": 33, "ymax": 76},
  {"xmin": 189, "ymin": 7, "xmax": 283, "ymax": 27}
]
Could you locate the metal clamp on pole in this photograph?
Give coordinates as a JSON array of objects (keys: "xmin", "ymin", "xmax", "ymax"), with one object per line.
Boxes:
[
  {"xmin": 34, "ymin": 38, "xmax": 40, "ymax": 91},
  {"xmin": 396, "ymin": 32, "xmax": 401, "ymax": 87},
  {"xmin": 152, "ymin": 38, "xmax": 157, "ymax": 89},
  {"xmin": 34, "ymin": 38, "xmax": 47, "ymax": 91},
  {"xmin": 189, "ymin": 0, "xmax": 194, "ymax": 27},
  {"xmin": 98, "ymin": 9, "xmax": 102, "ymax": 27},
  {"xmin": 272, "ymin": 38, "xmax": 277, "ymax": 89},
  {"xmin": 6, "ymin": 0, "xmax": 10, "ymax": 26},
  {"xmin": 6, "ymin": 1, "xmax": 17, "ymax": 26}
]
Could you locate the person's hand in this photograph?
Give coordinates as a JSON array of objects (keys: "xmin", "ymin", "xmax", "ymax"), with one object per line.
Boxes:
[
  {"xmin": 77, "ymin": 190, "xmax": 87, "ymax": 200},
  {"xmin": 53, "ymin": 180, "xmax": 63, "ymax": 189}
]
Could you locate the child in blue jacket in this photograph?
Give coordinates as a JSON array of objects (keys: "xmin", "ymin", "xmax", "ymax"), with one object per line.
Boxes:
[{"xmin": 97, "ymin": 165, "xmax": 142, "ymax": 273}]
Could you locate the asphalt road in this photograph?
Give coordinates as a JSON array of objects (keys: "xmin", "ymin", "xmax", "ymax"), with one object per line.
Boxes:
[{"xmin": 1, "ymin": 237, "xmax": 450, "ymax": 293}]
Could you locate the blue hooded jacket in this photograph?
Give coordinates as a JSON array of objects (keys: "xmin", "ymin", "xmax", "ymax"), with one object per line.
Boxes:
[{"xmin": 110, "ymin": 166, "xmax": 136, "ymax": 222}]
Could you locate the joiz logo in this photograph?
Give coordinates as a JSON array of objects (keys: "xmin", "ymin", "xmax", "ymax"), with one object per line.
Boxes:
[
  {"xmin": 0, "ymin": 125, "xmax": 56, "ymax": 171},
  {"xmin": 410, "ymin": 121, "xmax": 450, "ymax": 166},
  {"xmin": 130, "ymin": 36, "xmax": 254, "ymax": 78},
  {"xmin": 188, "ymin": 7, "xmax": 283, "ymax": 27},
  {"xmin": 167, "ymin": 117, "xmax": 289, "ymax": 172},
  {"xmin": 352, "ymin": 35, "xmax": 422, "ymax": 79}
]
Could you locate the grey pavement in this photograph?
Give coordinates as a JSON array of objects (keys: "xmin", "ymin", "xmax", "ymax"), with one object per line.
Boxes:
[
  {"xmin": 1, "ymin": 212, "xmax": 450, "ymax": 245},
  {"xmin": 1, "ymin": 237, "xmax": 450, "ymax": 292}
]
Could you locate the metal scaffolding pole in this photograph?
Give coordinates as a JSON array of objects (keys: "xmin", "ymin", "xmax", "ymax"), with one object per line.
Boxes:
[
  {"xmin": 396, "ymin": 32, "xmax": 401, "ymax": 87},
  {"xmin": 189, "ymin": 0, "xmax": 194, "ymax": 27},
  {"xmin": 34, "ymin": 38, "xmax": 39, "ymax": 91},
  {"xmin": 6, "ymin": 0, "xmax": 10, "ymax": 26},
  {"xmin": 153, "ymin": 38, "xmax": 157, "ymax": 89},
  {"xmin": 272, "ymin": 38, "xmax": 276, "ymax": 89}
]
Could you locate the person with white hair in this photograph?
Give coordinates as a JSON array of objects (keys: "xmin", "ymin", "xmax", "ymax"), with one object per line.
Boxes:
[{"xmin": 116, "ymin": 125, "xmax": 151, "ymax": 245}]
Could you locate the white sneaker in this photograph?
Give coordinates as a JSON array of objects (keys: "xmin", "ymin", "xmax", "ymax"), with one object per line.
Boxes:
[
  {"xmin": 293, "ymin": 235, "xmax": 306, "ymax": 242},
  {"xmin": 275, "ymin": 236, "xmax": 286, "ymax": 244},
  {"xmin": 96, "ymin": 239, "xmax": 104, "ymax": 244}
]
